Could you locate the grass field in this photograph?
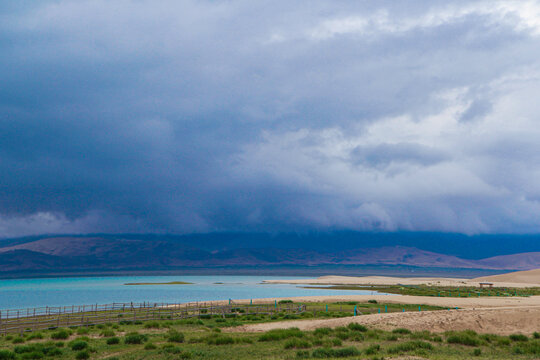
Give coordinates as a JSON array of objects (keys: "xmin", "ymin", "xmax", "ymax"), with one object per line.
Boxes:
[
  {"xmin": 302, "ymin": 284, "xmax": 540, "ymax": 297},
  {"xmin": 0, "ymin": 301, "xmax": 539, "ymax": 359}
]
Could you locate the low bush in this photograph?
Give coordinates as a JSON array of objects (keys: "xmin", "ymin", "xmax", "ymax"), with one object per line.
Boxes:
[
  {"xmin": 75, "ymin": 350, "xmax": 89, "ymax": 360},
  {"xmin": 76, "ymin": 328, "xmax": 89, "ymax": 335},
  {"xmin": 392, "ymin": 328, "xmax": 411, "ymax": 335},
  {"xmin": 473, "ymin": 348, "xmax": 482, "ymax": 356},
  {"xmin": 314, "ymin": 328, "xmax": 332, "ymax": 336},
  {"xmin": 106, "ymin": 337, "xmax": 120, "ymax": 345},
  {"xmin": 311, "ymin": 347, "xmax": 361, "ymax": 358},
  {"xmin": 447, "ymin": 331, "xmax": 480, "ymax": 346},
  {"xmin": 50, "ymin": 329, "xmax": 71, "ymax": 340},
  {"xmin": 100, "ymin": 329, "xmax": 115, "ymax": 337},
  {"xmin": 387, "ymin": 340, "xmax": 433, "ymax": 354},
  {"xmin": 259, "ymin": 328, "xmax": 304, "ymax": 341},
  {"xmin": 144, "ymin": 321, "xmax": 160, "ymax": 329},
  {"xmin": 26, "ymin": 333, "xmax": 43, "ymax": 340},
  {"xmin": 347, "ymin": 323, "xmax": 367, "ymax": 332},
  {"xmin": 205, "ymin": 335, "xmax": 235, "ymax": 345},
  {"xmin": 12, "ymin": 337, "xmax": 25, "ymax": 344},
  {"xmin": 124, "ymin": 333, "xmax": 147, "ymax": 344},
  {"xmin": 167, "ymin": 330, "xmax": 185, "ymax": 343},
  {"xmin": 20, "ymin": 351, "xmax": 43, "ymax": 359},
  {"xmin": 284, "ymin": 338, "xmax": 311, "ymax": 349},
  {"xmin": 364, "ymin": 344, "xmax": 380, "ymax": 355},
  {"xmin": 144, "ymin": 343, "xmax": 157, "ymax": 350},
  {"xmin": 69, "ymin": 340, "xmax": 88, "ymax": 351},
  {"xmin": 278, "ymin": 300, "xmax": 293, "ymax": 304},
  {"xmin": 509, "ymin": 334, "xmax": 528, "ymax": 342},
  {"xmin": 0, "ymin": 350, "xmax": 16, "ymax": 360}
]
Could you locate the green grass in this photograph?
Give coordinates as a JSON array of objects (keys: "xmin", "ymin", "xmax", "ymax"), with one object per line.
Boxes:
[{"xmin": 1, "ymin": 301, "xmax": 540, "ymax": 359}]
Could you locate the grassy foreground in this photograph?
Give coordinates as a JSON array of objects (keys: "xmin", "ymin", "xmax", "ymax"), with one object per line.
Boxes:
[{"xmin": 0, "ymin": 301, "xmax": 539, "ymax": 359}]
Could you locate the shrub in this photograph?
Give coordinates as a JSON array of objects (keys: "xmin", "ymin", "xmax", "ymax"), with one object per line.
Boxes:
[
  {"xmin": 205, "ymin": 335, "xmax": 235, "ymax": 345},
  {"xmin": 411, "ymin": 330, "xmax": 432, "ymax": 340},
  {"xmin": 392, "ymin": 328, "xmax": 411, "ymax": 335},
  {"xmin": 278, "ymin": 300, "xmax": 293, "ymax": 304},
  {"xmin": 27, "ymin": 332, "xmax": 43, "ymax": 340},
  {"xmin": 509, "ymin": 334, "xmax": 528, "ymax": 342},
  {"xmin": 447, "ymin": 332, "xmax": 480, "ymax": 346},
  {"xmin": 533, "ymin": 332, "xmax": 540, "ymax": 339},
  {"xmin": 0, "ymin": 350, "xmax": 16, "ymax": 360},
  {"xmin": 311, "ymin": 347, "xmax": 361, "ymax": 358},
  {"xmin": 144, "ymin": 321, "xmax": 160, "ymax": 329},
  {"xmin": 512, "ymin": 342, "xmax": 540, "ymax": 355},
  {"xmin": 106, "ymin": 337, "xmax": 120, "ymax": 345},
  {"xmin": 368, "ymin": 300, "xmax": 378, "ymax": 304},
  {"xmin": 347, "ymin": 323, "xmax": 367, "ymax": 332},
  {"xmin": 12, "ymin": 337, "xmax": 25, "ymax": 344},
  {"xmin": 50, "ymin": 329, "xmax": 70, "ymax": 340},
  {"xmin": 364, "ymin": 344, "xmax": 380, "ymax": 355},
  {"xmin": 20, "ymin": 351, "xmax": 43, "ymax": 359},
  {"xmin": 314, "ymin": 328, "xmax": 332, "ymax": 336},
  {"xmin": 473, "ymin": 348, "xmax": 482, "ymax": 356},
  {"xmin": 144, "ymin": 343, "xmax": 157, "ymax": 350},
  {"xmin": 387, "ymin": 341, "xmax": 433, "ymax": 354},
  {"xmin": 124, "ymin": 333, "xmax": 147, "ymax": 344},
  {"xmin": 259, "ymin": 328, "xmax": 304, "ymax": 341},
  {"xmin": 75, "ymin": 350, "xmax": 89, "ymax": 360},
  {"xmin": 386, "ymin": 335, "xmax": 398, "ymax": 341},
  {"xmin": 76, "ymin": 328, "xmax": 89, "ymax": 335},
  {"xmin": 284, "ymin": 338, "xmax": 312, "ymax": 349},
  {"xmin": 100, "ymin": 329, "xmax": 115, "ymax": 337},
  {"xmin": 167, "ymin": 330, "xmax": 185, "ymax": 343},
  {"xmin": 331, "ymin": 338, "xmax": 342, "ymax": 346},
  {"xmin": 69, "ymin": 340, "xmax": 88, "ymax": 351},
  {"xmin": 296, "ymin": 350, "xmax": 310, "ymax": 358}
]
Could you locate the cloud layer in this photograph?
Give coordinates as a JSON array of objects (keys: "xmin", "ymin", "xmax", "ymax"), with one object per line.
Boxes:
[{"xmin": 2, "ymin": 0, "xmax": 540, "ymax": 236}]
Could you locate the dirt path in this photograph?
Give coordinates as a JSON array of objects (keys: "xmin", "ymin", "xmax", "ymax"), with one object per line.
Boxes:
[{"xmin": 228, "ymin": 306, "xmax": 540, "ymax": 335}]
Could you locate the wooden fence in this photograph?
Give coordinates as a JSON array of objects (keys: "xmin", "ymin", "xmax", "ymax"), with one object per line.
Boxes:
[{"xmin": 0, "ymin": 301, "xmax": 306, "ymax": 335}]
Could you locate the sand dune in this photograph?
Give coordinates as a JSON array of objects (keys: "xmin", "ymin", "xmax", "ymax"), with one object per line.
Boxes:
[
  {"xmin": 230, "ymin": 306, "xmax": 540, "ymax": 335},
  {"xmin": 474, "ymin": 268, "xmax": 540, "ymax": 284},
  {"xmin": 264, "ymin": 269, "xmax": 540, "ymax": 288}
]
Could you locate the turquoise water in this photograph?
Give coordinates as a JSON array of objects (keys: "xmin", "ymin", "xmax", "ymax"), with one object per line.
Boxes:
[{"xmin": 0, "ymin": 276, "xmax": 385, "ymax": 310}]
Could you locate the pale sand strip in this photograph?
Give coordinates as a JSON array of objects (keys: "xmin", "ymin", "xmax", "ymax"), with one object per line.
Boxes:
[
  {"xmin": 221, "ymin": 294, "xmax": 540, "ymax": 308},
  {"xmin": 222, "ymin": 294, "xmax": 540, "ymax": 335},
  {"xmin": 263, "ymin": 274, "xmax": 540, "ymax": 288},
  {"xmin": 228, "ymin": 306, "xmax": 540, "ymax": 335}
]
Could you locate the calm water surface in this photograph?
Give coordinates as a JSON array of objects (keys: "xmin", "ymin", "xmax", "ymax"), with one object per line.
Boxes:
[{"xmin": 0, "ymin": 276, "xmax": 386, "ymax": 310}]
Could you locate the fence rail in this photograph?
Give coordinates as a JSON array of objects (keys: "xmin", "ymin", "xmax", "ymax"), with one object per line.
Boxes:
[{"xmin": 0, "ymin": 301, "xmax": 306, "ymax": 335}]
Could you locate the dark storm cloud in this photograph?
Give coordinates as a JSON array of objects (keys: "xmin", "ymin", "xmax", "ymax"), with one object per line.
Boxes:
[{"xmin": 2, "ymin": 0, "xmax": 540, "ymax": 236}]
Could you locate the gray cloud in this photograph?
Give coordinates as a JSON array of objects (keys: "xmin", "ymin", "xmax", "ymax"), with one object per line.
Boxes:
[{"xmin": 1, "ymin": 1, "xmax": 540, "ymax": 236}]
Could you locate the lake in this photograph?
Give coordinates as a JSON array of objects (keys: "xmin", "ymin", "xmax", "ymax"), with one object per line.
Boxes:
[{"xmin": 0, "ymin": 275, "xmax": 387, "ymax": 310}]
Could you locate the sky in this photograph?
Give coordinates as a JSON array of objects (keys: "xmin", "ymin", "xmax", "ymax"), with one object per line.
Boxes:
[{"xmin": 2, "ymin": 0, "xmax": 540, "ymax": 237}]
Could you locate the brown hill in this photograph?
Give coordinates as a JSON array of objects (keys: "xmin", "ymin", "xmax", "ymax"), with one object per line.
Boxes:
[{"xmin": 0, "ymin": 236, "xmax": 538, "ymax": 273}]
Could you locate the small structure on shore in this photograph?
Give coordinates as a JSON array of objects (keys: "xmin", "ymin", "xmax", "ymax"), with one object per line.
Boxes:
[{"xmin": 479, "ymin": 282, "xmax": 494, "ymax": 288}]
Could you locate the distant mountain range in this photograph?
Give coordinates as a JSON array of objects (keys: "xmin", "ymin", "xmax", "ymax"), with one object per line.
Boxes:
[{"xmin": 0, "ymin": 233, "xmax": 539, "ymax": 275}]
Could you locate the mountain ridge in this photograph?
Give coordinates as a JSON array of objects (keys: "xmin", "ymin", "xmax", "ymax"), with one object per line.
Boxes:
[{"xmin": 0, "ymin": 235, "xmax": 538, "ymax": 273}]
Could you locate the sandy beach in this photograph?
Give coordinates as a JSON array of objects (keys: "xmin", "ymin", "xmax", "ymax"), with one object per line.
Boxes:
[
  {"xmin": 228, "ymin": 269, "xmax": 540, "ymax": 335},
  {"xmin": 263, "ymin": 268, "xmax": 540, "ymax": 288}
]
